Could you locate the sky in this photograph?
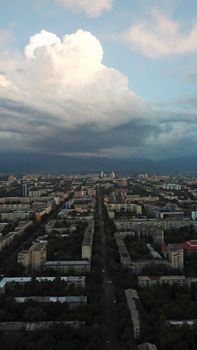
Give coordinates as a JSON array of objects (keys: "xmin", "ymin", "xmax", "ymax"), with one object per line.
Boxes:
[{"xmin": 0, "ymin": 0, "xmax": 197, "ymax": 160}]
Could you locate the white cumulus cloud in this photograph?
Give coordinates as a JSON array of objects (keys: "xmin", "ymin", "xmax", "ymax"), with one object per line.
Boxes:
[
  {"xmin": 25, "ymin": 30, "xmax": 61, "ymax": 59},
  {"xmin": 55, "ymin": 0, "xmax": 112, "ymax": 17},
  {"xmin": 124, "ymin": 12, "xmax": 197, "ymax": 58},
  {"xmin": 0, "ymin": 29, "xmax": 148, "ymax": 132}
]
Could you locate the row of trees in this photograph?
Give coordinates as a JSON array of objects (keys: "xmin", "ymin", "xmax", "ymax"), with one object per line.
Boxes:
[
  {"xmin": 47, "ymin": 223, "xmax": 86, "ymax": 261},
  {"xmin": 0, "ymin": 323, "xmax": 98, "ymax": 350},
  {"xmin": 0, "ymin": 295, "xmax": 87, "ymax": 322},
  {"xmin": 101, "ymin": 195, "xmax": 138, "ymax": 350},
  {"xmin": 124, "ymin": 236, "xmax": 152, "ymax": 260}
]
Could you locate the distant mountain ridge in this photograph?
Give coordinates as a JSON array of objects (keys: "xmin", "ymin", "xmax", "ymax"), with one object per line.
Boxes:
[{"xmin": 0, "ymin": 152, "xmax": 196, "ymax": 174}]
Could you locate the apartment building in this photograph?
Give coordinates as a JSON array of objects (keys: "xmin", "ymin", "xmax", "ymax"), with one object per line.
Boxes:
[
  {"xmin": 0, "ymin": 276, "xmax": 86, "ymax": 294},
  {"xmin": 131, "ymin": 260, "xmax": 171, "ymax": 274},
  {"xmin": 125, "ymin": 289, "xmax": 141, "ymax": 339},
  {"xmin": 15, "ymin": 295, "xmax": 87, "ymax": 310},
  {"xmin": 107, "ymin": 203, "xmax": 142, "ymax": 214},
  {"xmin": 0, "ymin": 321, "xmax": 85, "ymax": 332},
  {"xmin": 168, "ymin": 245, "xmax": 184, "ymax": 270},
  {"xmin": 138, "ymin": 275, "xmax": 186, "ymax": 288},
  {"xmin": 115, "ymin": 219, "xmax": 197, "ymax": 231},
  {"xmin": 1, "ymin": 211, "xmax": 31, "ymax": 222},
  {"xmin": 18, "ymin": 242, "xmax": 47, "ymax": 271},
  {"xmin": 0, "ymin": 221, "xmax": 32, "ymax": 252},
  {"xmin": 138, "ymin": 343, "xmax": 158, "ymax": 350},
  {"xmin": 43, "ymin": 260, "xmax": 90, "ymax": 274},
  {"xmin": 81, "ymin": 221, "xmax": 94, "ymax": 260},
  {"xmin": 115, "ymin": 233, "xmax": 132, "ymax": 267},
  {"xmin": 0, "ymin": 231, "xmax": 17, "ymax": 251}
]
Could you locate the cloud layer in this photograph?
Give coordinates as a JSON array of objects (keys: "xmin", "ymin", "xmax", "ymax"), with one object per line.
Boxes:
[
  {"xmin": 55, "ymin": 0, "xmax": 112, "ymax": 17},
  {"xmin": 0, "ymin": 29, "xmax": 148, "ymax": 130},
  {"xmin": 125, "ymin": 12, "xmax": 197, "ymax": 58},
  {"xmin": 0, "ymin": 28, "xmax": 197, "ymax": 159},
  {"xmin": 0, "ymin": 29, "xmax": 154, "ymax": 156}
]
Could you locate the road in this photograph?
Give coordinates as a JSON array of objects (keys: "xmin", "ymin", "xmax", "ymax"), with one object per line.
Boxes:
[{"xmin": 97, "ymin": 188, "xmax": 120, "ymax": 350}]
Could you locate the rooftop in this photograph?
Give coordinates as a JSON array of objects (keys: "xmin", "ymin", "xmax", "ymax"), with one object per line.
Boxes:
[{"xmin": 44, "ymin": 260, "xmax": 90, "ymax": 266}]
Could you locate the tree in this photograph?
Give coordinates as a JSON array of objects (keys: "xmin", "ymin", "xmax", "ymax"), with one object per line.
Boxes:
[{"xmin": 24, "ymin": 306, "xmax": 47, "ymax": 321}]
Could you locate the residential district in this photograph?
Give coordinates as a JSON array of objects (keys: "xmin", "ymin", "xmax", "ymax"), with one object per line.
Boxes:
[{"xmin": 1, "ymin": 172, "xmax": 197, "ymax": 349}]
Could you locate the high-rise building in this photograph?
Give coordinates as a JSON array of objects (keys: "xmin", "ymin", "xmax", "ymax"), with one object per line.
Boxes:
[
  {"xmin": 22, "ymin": 183, "xmax": 28, "ymax": 197},
  {"xmin": 168, "ymin": 244, "xmax": 184, "ymax": 270}
]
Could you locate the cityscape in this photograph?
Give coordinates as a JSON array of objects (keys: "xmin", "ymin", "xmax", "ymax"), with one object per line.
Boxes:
[
  {"xmin": 0, "ymin": 172, "xmax": 197, "ymax": 349},
  {"xmin": 1, "ymin": 0, "xmax": 197, "ymax": 349}
]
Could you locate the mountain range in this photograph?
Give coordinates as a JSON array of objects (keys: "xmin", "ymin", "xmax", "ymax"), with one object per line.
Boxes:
[{"xmin": 0, "ymin": 152, "xmax": 196, "ymax": 174}]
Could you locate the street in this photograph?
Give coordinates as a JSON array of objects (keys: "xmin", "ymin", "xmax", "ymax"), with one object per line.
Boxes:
[{"xmin": 98, "ymin": 188, "xmax": 120, "ymax": 350}]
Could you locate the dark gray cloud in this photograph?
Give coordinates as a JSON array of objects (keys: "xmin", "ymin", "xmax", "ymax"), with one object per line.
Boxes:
[
  {"xmin": 1, "ymin": 97, "xmax": 197, "ymax": 159},
  {"xmin": 29, "ymin": 121, "xmax": 159, "ymax": 153}
]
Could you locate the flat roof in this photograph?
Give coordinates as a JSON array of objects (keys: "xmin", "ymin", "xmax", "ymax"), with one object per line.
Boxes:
[
  {"xmin": 0, "ymin": 276, "xmax": 85, "ymax": 288},
  {"xmin": 138, "ymin": 275, "xmax": 185, "ymax": 281},
  {"xmin": 29, "ymin": 242, "xmax": 46, "ymax": 251},
  {"xmin": 0, "ymin": 321, "xmax": 85, "ymax": 331},
  {"xmin": 15, "ymin": 296, "xmax": 87, "ymax": 303},
  {"xmin": 44, "ymin": 260, "xmax": 90, "ymax": 266}
]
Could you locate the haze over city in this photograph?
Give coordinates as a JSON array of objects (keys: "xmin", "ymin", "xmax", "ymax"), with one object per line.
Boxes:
[{"xmin": 0, "ymin": 0, "xmax": 197, "ymax": 167}]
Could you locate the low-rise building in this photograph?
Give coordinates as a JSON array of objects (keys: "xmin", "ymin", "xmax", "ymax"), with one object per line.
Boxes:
[
  {"xmin": 138, "ymin": 343, "xmax": 158, "ymax": 350},
  {"xmin": 146, "ymin": 244, "xmax": 162, "ymax": 259},
  {"xmin": 180, "ymin": 240, "xmax": 197, "ymax": 256},
  {"xmin": 0, "ymin": 231, "xmax": 17, "ymax": 251},
  {"xmin": 1, "ymin": 211, "xmax": 31, "ymax": 222},
  {"xmin": 125, "ymin": 289, "xmax": 141, "ymax": 339},
  {"xmin": 81, "ymin": 221, "xmax": 94, "ymax": 260},
  {"xmin": 15, "ymin": 295, "xmax": 87, "ymax": 309},
  {"xmin": 0, "ymin": 321, "xmax": 85, "ymax": 332},
  {"xmin": 0, "ymin": 276, "xmax": 86, "ymax": 294},
  {"xmin": 163, "ymin": 183, "xmax": 182, "ymax": 191},
  {"xmin": 34, "ymin": 205, "xmax": 52, "ymax": 221},
  {"xmin": 107, "ymin": 203, "xmax": 142, "ymax": 214},
  {"xmin": 167, "ymin": 320, "xmax": 196, "ymax": 327},
  {"xmin": 18, "ymin": 250, "xmax": 30, "ymax": 268},
  {"xmin": 126, "ymin": 195, "xmax": 159, "ymax": 203},
  {"xmin": 15, "ymin": 221, "xmax": 33, "ymax": 234},
  {"xmin": 138, "ymin": 275, "xmax": 186, "ymax": 288},
  {"xmin": 115, "ymin": 219, "xmax": 197, "ymax": 232},
  {"xmin": 115, "ymin": 234, "xmax": 132, "ymax": 267},
  {"xmin": 43, "ymin": 260, "xmax": 90, "ymax": 274},
  {"xmin": 45, "ymin": 220, "xmax": 68, "ymax": 235},
  {"xmin": 131, "ymin": 259, "xmax": 171, "ymax": 274}
]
